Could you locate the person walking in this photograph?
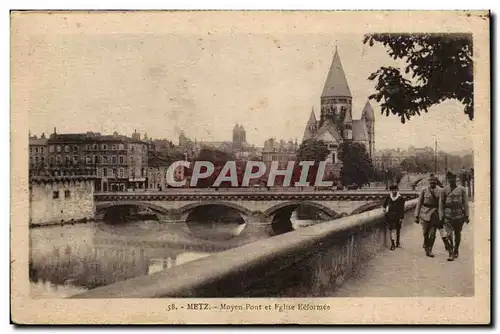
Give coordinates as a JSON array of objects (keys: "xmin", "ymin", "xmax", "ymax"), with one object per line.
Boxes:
[
  {"xmin": 383, "ymin": 185, "xmax": 406, "ymax": 250},
  {"xmin": 415, "ymin": 175, "xmax": 454, "ymax": 259},
  {"xmin": 459, "ymin": 166, "xmax": 468, "ymax": 187},
  {"xmin": 443, "ymin": 172, "xmax": 469, "ymax": 259}
]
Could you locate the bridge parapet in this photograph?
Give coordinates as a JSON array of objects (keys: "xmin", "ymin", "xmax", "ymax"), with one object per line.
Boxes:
[
  {"xmin": 74, "ymin": 199, "xmax": 418, "ymax": 298},
  {"xmin": 95, "ymin": 191, "xmax": 418, "ymax": 202}
]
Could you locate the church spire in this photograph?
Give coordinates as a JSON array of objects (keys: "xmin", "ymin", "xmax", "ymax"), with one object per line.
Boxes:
[
  {"xmin": 362, "ymin": 100, "xmax": 375, "ymax": 121},
  {"xmin": 321, "ymin": 48, "xmax": 352, "ymax": 98},
  {"xmin": 307, "ymin": 106, "xmax": 317, "ymax": 124},
  {"xmin": 303, "ymin": 106, "xmax": 318, "ymax": 141}
]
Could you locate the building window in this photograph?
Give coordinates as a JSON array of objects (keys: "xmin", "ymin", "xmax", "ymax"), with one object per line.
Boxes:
[
  {"xmin": 73, "ymin": 146, "xmax": 79, "ymax": 152},
  {"xmin": 64, "ymin": 190, "xmax": 70, "ymax": 198},
  {"xmin": 97, "ymin": 168, "xmax": 101, "ymax": 177},
  {"xmin": 102, "ymin": 144, "xmax": 107, "ymax": 150},
  {"xmin": 94, "ymin": 155, "xmax": 100, "ymax": 164},
  {"xmin": 40, "ymin": 147, "xmax": 44, "ymax": 153},
  {"xmin": 112, "ymin": 144, "xmax": 117, "ymax": 150},
  {"xmin": 35, "ymin": 156, "xmax": 39, "ymax": 163},
  {"xmin": 93, "ymin": 144, "xmax": 98, "ymax": 150},
  {"xmin": 53, "ymin": 190, "xmax": 59, "ymax": 199},
  {"xmin": 64, "ymin": 145, "xmax": 70, "ymax": 153},
  {"xmin": 141, "ymin": 168, "xmax": 144, "ymax": 177},
  {"xmin": 86, "ymin": 144, "xmax": 91, "ymax": 151},
  {"xmin": 113, "ymin": 168, "xmax": 117, "ymax": 177},
  {"xmin": 111, "ymin": 156, "xmax": 117, "ymax": 164},
  {"xmin": 65, "ymin": 155, "xmax": 71, "ymax": 164},
  {"xmin": 130, "ymin": 156, "xmax": 135, "ymax": 164},
  {"xmin": 102, "ymin": 156, "xmax": 108, "ymax": 164},
  {"xmin": 56, "ymin": 155, "xmax": 61, "ymax": 164},
  {"xmin": 103, "ymin": 168, "xmax": 108, "ymax": 177},
  {"xmin": 57, "ymin": 145, "xmax": 62, "ymax": 152},
  {"xmin": 49, "ymin": 146, "xmax": 54, "ymax": 153},
  {"xmin": 86, "ymin": 156, "xmax": 91, "ymax": 164},
  {"xmin": 35, "ymin": 147, "xmax": 39, "ymax": 153},
  {"xmin": 119, "ymin": 144, "xmax": 124, "ymax": 150},
  {"xmin": 119, "ymin": 155, "xmax": 124, "ymax": 164},
  {"xmin": 332, "ymin": 153, "xmax": 336, "ymax": 164},
  {"xmin": 118, "ymin": 168, "xmax": 124, "ymax": 178}
]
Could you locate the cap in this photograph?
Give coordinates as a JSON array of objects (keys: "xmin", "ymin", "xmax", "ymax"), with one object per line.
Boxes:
[
  {"xmin": 429, "ymin": 175, "xmax": 439, "ymax": 182},
  {"xmin": 446, "ymin": 172, "xmax": 457, "ymax": 180}
]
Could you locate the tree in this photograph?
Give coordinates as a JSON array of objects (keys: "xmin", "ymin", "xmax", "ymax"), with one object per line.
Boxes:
[
  {"xmin": 296, "ymin": 139, "xmax": 330, "ymax": 162},
  {"xmin": 338, "ymin": 142, "xmax": 375, "ymax": 186},
  {"xmin": 364, "ymin": 33, "xmax": 473, "ymax": 122},
  {"xmin": 294, "ymin": 139, "xmax": 331, "ymax": 186}
]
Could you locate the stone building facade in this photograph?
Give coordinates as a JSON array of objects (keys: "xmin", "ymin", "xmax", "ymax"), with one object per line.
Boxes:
[
  {"xmin": 29, "ymin": 133, "xmax": 48, "ymax": 172},
  {"xmin": 29, "ymin": 175, "xmax": 95, "ymax": 226},
  {"xmin": 44, "ymin": 129, "xmax": 152, "ymax": 192},
  {"xmin": 261, "ymin": 138, "xmax": 298, "ymax": 168},
  {"xmin": 302, "ymin": 48, "xmax": 376, "ymax": 164}
]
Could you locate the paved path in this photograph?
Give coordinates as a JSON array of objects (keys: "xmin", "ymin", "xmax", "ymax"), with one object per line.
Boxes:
[{"xmin": 332, "ymin": 203, "xmax": 474, "ymax": 297}]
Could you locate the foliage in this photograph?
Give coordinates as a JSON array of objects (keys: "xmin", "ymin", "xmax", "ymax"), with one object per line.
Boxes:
[
  {"xmin": 292, "ymin": 139, "xmax": 331, "ymax": 186},
  {"xmin": 296, "ymin": 139, "xmax": 330, "ymax": 162},
  {"xmin": 364, "ymin": 33, "xmax": 473, "ymax": 122},
  {"xmin": 338, "ymin": 142, "xmax": 375, "ymax": 186},
  {"xmin": 196, "ymin": 148, "xmax": 235, "ymax": 165}
]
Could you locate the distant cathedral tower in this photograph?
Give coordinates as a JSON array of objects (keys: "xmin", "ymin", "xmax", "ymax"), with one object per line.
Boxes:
[{"xmin": 232, "ymin": 124, "xmax": 246, "ymax": 149}]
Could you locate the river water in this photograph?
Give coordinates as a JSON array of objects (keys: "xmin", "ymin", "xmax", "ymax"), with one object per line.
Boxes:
[{"xmin": 29, "ymin": 214, "xmax": 324, "ymax": 298}]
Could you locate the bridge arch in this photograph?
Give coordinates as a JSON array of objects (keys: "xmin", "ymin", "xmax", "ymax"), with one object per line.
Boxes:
[
  {"xmin": 177, "ymin": 200, "xmax": 253, "ymax": 216},
  {"xmin": 350, "ymin": 200, "xmax": 383, "ymax": 215},
  {"xmin": 96, "ymin": 201, "xmax": 170, "ymax": 215},
  {"xmin": 264, "ymin": 201, "xmax": 339, "ymax": 218}
]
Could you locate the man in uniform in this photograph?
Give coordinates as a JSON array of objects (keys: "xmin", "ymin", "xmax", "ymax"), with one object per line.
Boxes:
[
  {"xmin": 415, "ymin": 175, "xmax": 454, "ymax": 259},
  {"xmin": 443, "ymin": 172, "xmax": 469, "ymax": 259}
]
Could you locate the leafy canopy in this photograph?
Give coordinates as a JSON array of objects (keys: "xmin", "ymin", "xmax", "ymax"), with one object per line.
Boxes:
[
  {"xmin": 364, "ymin": 33, "xmax": 473, "ymax": 123},
  {"xmin": 296, "ymin": 139, "xmax": 330, "ymax": 162},
  {"xmin": 338, "ymin": 141, "xmax": 375, "ymax": 185}
]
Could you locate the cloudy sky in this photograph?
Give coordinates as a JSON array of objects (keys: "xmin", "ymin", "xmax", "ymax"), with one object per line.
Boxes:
[{"xmin": 19, "ymin": 16, "xmax": 474, "ymax": 153}]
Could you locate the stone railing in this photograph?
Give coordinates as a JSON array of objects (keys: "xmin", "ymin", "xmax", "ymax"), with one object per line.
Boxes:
[
  {"xmin": 95, "ymin": 191, "xmax": 418, "ymax": 202},
  {"xmin": 74, "ymin": 199, "xmax": 418, "ymax": 298}
]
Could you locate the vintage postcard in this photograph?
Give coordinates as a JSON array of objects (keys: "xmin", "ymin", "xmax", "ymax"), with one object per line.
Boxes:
[{"xmin": 11, "ymin": 10, "xmax": 490, "ymax": 324}]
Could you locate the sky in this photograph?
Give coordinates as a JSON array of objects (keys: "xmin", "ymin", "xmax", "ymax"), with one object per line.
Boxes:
[{"xmin": 21, "ymin": 29, "xmax": 474, "ymax": 153}]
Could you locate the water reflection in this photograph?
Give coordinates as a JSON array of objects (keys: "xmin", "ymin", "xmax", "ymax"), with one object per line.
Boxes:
[
  {"xmin": 29, "ymin": 207, "xmax": 330, "ymax": 298},
  {"xmin": 29, "ymin": 222, "xmax": 229, "ymax": 298},
  {"xmin": 185, "ymin": 205, "xmax": 247, "ymax": 241}
]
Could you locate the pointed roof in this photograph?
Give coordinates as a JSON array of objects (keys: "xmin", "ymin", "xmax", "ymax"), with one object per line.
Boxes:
[
  {"xmin": 321, "ymin": 48, "xmax": 352, "ymax": 98},
  {"xmin": 314, "ymin": 119, "xmax": 343, "ymax": 143},
  {"xmin": 307, "ymin": 107, "xmax": 317, "ymax": 125},
  {"xmin": 352, "ymin": 120, "xmax": 368, "ymax": 141},
  {"xmin": 303, "ymin": 107, "xmax": 318, "ymax": 141},
  {"xmin": 361, "ymin": 100, "xmax": 375, "ymax": 121}
]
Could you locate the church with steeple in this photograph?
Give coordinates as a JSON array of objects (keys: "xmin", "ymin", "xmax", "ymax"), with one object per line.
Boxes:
[{"xmin": 302, "ymin": 48, "xmax": 375, "ymax": 164}]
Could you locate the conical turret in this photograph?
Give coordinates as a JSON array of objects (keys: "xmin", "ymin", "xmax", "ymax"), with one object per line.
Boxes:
[
  {"xmin": 362, "ymin": 100, "xmax": 375, "ymax": 121},
  {"xmin": 321, "ymin": 48, "xmax": 352, "ymax": 98},
  {"xmin": 303, "ymin": 107, "xmax": 318, "ymax": 141}
]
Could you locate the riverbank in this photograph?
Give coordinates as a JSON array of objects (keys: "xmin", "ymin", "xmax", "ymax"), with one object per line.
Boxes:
[{"xmin": 29, "ymin": 217, "xmax": 94, "ymax": 229}]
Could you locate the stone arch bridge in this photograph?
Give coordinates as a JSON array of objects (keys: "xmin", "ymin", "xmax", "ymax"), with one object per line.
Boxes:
[{"xmin": 95, "ymin": 190, "xmax": 418, "ymax": 224}]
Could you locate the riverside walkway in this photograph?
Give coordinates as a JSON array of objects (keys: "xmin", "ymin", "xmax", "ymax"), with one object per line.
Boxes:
[{"xmin": 332, "ymin": 203, "xmax": 474, "ymax": 297}]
